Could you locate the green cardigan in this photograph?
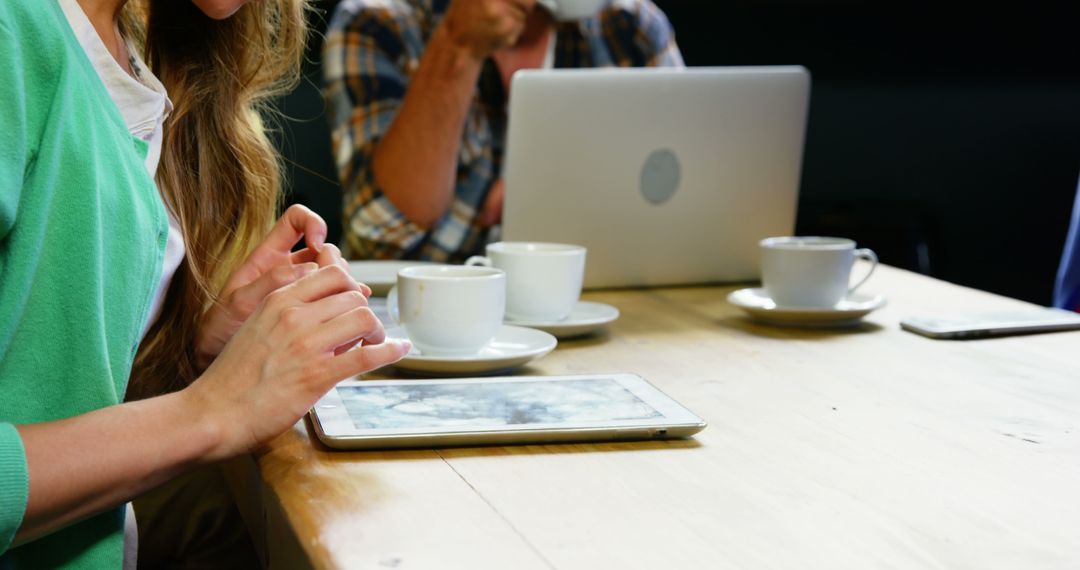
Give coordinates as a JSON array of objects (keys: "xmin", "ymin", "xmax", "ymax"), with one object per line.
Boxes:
[{"xmin": 0, "ymin": 0, "xmax": 168, "ymax": 566}]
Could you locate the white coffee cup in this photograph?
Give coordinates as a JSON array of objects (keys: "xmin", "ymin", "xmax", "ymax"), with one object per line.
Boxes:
[
  {"xmin": 760, "ymin": 236, "xmax": 878, "ymax": 308},
  {"xmin": 389, "ymin": 265, "xmax": 506, "ymax": 356},
  {"xmin": 466, "ymin": 242, "xmax": 586, "ymax": 322},
  {"xmin": 535, "ymin": 0, "xmax": 610, "ymax": 21}
]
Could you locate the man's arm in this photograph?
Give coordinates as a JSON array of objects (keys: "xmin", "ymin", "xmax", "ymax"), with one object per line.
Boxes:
[
  {"xmin": 369, "ymin": 23, "xmax": 484, "ymax": 229},
  {"xmin": 374, "ymin": 0, "xmax": 537, "ymax": 228},
  {"xmin": 327, "ymin": 0, "xmax": 535, "ymax": 237}
]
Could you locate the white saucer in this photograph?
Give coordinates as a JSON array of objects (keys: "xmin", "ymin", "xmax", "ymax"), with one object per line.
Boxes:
[
  {"xmin": 727, "ymin": 287, "xmax": 886, "ymax": 327},
  {"xmin": 348, "ymin": 260, "xmax": 441, "ymax": 296},
  {"xmin": 506, "ymin": 301, "xmax": 620, "ymax": 338},
  {"xmin": 385, "ymin": 325, "xmax": 558, "ymax": 376}
]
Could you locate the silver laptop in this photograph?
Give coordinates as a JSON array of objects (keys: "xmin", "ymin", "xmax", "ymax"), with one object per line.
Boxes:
[{"xmin": 501, "ymin": 66, "xmax": 810, "ymax": 289}]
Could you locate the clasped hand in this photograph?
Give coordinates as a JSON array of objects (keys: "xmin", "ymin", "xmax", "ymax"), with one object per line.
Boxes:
[
  {"xmin": 195, "ymin": 204, "xmax": 366, "ymax": 369},
  {"xmin": 186, "ymin": 205, "xmax": 409, "ymax": 458}
]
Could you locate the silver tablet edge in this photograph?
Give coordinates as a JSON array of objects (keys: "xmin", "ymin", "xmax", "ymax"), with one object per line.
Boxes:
[{"xmin": 309, "ymin": 414, "xmax": 707, "ymax": 450}]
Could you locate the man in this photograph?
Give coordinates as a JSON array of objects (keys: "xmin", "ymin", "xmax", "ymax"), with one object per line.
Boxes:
[{"xmin": 324, "ymin": 0, "xmax": 683, "ymax": 261}]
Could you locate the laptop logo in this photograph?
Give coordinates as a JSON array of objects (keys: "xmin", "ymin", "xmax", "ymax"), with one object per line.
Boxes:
[{"xmin": 640, "ymin": 148, "xmax": 681, "ymax": 205}]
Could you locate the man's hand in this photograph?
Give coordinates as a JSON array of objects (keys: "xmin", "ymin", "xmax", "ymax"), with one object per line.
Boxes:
[{"xmin": 441, "ymin": 0, "xmax": 537, "ymax": 60}]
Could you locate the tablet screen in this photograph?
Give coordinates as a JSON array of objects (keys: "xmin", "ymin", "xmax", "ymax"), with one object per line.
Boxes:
[{"xmin": 338, "ymin": 378, "xmax": 663, "ymax": 430}]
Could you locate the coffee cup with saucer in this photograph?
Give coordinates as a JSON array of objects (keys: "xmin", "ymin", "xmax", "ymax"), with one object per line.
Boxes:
[
  {"xmin": 728, "ymin": 236, "xmax": 886, "ymax": 327},
  {"xmin": 385, "ymin": 265, "xmax": 558, "ymax": 374},
  {"xmin": 466, "ymin": 242, "xmax": 619, "ymax": 338}
]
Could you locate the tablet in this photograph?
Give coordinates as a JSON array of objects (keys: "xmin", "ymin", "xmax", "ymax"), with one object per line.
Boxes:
[
  {"xmin": 900, "ymin": 307, "xmax": 1080, "ymax": 339},
  {"xmin": 309, "ymin": 374, "xmax": 707, "ymax": 450}
]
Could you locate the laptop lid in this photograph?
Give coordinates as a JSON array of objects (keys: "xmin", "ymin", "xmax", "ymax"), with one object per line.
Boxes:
[{"xmin": 501, "ymin": 66, "xmax": 811, "ymax": 289}]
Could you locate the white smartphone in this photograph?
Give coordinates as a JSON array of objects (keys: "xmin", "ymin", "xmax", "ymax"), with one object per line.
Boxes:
[
  {"xmin": 309, "ymin": 374, "xmax": 707, "ymax": 450},
  {"xmin": 900, "ymin": 307, "xmax": 1080, "ymax": 339}
]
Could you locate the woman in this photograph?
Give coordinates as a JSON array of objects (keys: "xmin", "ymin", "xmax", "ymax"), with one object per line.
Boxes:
[{"xmin": 0, "ymin": 0, "xmax": 409, "ymax": 566}]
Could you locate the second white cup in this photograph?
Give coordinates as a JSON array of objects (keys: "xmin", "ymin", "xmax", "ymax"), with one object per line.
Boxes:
[
  {"xmin": 760, "ymin": 236, "xmax": 878, "ymax": 308},
  {"xmin": 391, "ymin": 265, "xmax": 506, "ymax": 356},
  {"xmin": 467, "ymin": 242, "xmax": 586, "ymax": 322}
]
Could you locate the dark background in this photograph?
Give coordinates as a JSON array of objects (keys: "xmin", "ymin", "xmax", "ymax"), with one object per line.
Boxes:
[{"xmin": 276, "ymin": 0, "xmax": 1080, "ymax": 304}]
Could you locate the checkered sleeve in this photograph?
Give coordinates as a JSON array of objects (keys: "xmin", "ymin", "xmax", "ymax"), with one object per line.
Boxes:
[
  {"xmin": 635, "ymin": 0, "xmax": 684, "ymax": 67},
  {"xmin": 603, "ymin": 0, "xmax": 685, "ymax": 68},
  {"xmin": 323, "ymin": 5, "xmax": 428, "ymax": 259}
]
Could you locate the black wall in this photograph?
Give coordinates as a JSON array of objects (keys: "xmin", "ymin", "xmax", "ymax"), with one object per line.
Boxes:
[{"xmin": 278, "ymin": 0, "xmax": 1080, "ymax": 304}]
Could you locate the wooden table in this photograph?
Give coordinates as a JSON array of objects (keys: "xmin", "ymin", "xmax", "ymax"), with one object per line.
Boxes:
[{"xmin": 226, "ymin": 265, "xmax": 1080, "ymax": 569}]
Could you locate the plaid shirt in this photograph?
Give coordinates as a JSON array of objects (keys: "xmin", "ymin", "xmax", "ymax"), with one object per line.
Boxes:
[{"xmin": 324, "ymin": 0, "xmax": 684, "ymax": 262}]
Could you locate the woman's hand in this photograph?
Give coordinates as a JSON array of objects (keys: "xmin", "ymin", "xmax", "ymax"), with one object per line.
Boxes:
[
  {"xmin": 195, "ymin": 205, "xmax": 367, "ymax": 370},
  {"xmin": 186, "ymin": 265, "xmax": 410, "ymax": 459},
  {"xmin": 12, "ymin": 230, "xmax": 399, "ymax": 546}
]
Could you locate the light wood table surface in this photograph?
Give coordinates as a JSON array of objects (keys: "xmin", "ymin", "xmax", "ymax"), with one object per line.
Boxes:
[{"xmin": 227, "ymin": 265, "xmax": 1080, "ymax": 569}]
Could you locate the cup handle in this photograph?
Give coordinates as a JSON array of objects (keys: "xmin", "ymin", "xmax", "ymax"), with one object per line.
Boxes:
[
  {"xmin": 848, "ymin": 248, "xmax": 879, "ymax": 294},
  {"xmin": 385, "ymin": 285, "xmax": 401, "ymax": 325},
  {"xmin": 464, "ymin": 256, "xmax": 492, "ymax": 267}
]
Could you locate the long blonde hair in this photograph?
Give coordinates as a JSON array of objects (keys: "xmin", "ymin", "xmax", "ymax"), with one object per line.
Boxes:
[{"xmin": 125, "ymin": 0, "xmax": 310, "ymax": 400}]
